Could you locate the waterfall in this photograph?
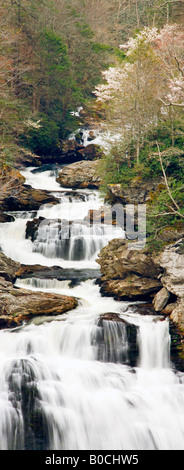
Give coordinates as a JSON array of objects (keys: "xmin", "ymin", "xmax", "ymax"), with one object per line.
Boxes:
[
  {"xmin": 32, "ymin": 220, "xmax": 121, "ymax": 262},
  {"xmin": 0, "ymin": 164, "xmax": 184, "ymax": 451},
  {"xmin": 138, "ymin": 317, "xmax": 171, "ymax": 369}
]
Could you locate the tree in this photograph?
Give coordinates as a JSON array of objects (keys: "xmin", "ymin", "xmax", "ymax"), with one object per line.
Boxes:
[{"xmin": 94, "ymin": 28, "xmax": 167, "ymax": 163}]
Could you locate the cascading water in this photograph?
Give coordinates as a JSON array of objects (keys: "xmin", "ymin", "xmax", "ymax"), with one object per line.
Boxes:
[{"xmin": 0, "ymin": 164, "xmax": 184, "ymax": 451}]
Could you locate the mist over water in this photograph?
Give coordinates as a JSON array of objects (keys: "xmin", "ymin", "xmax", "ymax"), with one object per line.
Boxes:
[{"xmin": 0, "ymin": 165, "xmax": 184, "ymax": 450}]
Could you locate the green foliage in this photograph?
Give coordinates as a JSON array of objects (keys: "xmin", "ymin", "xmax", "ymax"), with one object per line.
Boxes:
[
  {"xmin": 91, "ymin": 43, "xmax": 112, "ymax": 54},
  {"xmin": 145, "ymin": 175, "xmax": 184, "ymax": 253},
  {"xmin": 21, "ymin": 116, "xmax": 60, "ymax": 156},
  {"xmin": 39, "ymin": 30, "xmax": 70, "ymax": 72}
]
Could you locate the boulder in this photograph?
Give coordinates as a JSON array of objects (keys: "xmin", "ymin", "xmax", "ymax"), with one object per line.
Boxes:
[
  {"xmin": 2, "ymin": 185, "xmax": 59, "ymax": 212},
  {"xmin": 159, "ymin": 239, "xmax": 184, "ymax": 299},
  {"xmin": 16, "ymin": 264, "xmax": 100, "ymax": 283},
  {"xmin": 55, "ymin": 139, "xmax": 103, "ymax": 165},
  {"xmin": 95, "ymin": 312, "xmax": 139, "ymax": 367},
  {"xmin": 100, "ymin": 277, "xmax": 162, "ymax": 300},
  {"xmin": 97, "ymin": 238, "xmax": 162, "ymax": 281},
  {"xmin": 97, "ymin": 312, "xmax": 124, "ymax": 325},
  {"xmin": 0, "ymin": 252, "xmax": 21, "ymax": 282},
  {"xmin": 0, "ymin": 164, "xmax": 59, "ymax": 212},
  {"xmin": 153, "ymin": 287, "xmax": 170, "ymax": 312},
  {"xmin": 0, "ymin": 276, "xmax": 78, "ymax": 328},
  {"xmin": 56, "ymin": 160, "xmax": 101, "ymax": 189},
  {"xmin": 0, "ymin": 252, "xmax": 78, "ymax": 328},
  {"xmin": 25, "ymin": 217, "xmax": 45, "ymax": 241},
  {"xmin": 170, "ymin": 300, "xmax": 184, "ymax": 331},
  {"xmin": 106, "ymin": 181, "xmax": 164, "ymax": 205},
  {"xmin": 96, "ymin": 238, "xmax": 163, "ymax": 301},
  {"xmin": 0, "ymin": 213, "xmax": 14, "ymax": 223}
]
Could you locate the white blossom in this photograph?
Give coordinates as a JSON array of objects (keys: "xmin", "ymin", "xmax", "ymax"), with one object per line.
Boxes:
[{"xmin": 25, "ymin": 119, "xmax": 42, "ymax": 129}]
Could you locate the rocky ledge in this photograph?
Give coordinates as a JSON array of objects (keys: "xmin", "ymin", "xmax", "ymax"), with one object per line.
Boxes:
[{"xmin": 0, "ymin": 253, "xmax": 78, "ymax": 328}]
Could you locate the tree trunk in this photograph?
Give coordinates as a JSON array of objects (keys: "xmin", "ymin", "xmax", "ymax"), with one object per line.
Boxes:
[{"xmin": 135, "ymin": 0, "xmax": 140, "ymax": 28}]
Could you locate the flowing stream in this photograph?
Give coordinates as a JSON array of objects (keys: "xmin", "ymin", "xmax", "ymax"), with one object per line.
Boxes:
[{"xmin": 0, "ymin": 164, "xmax": 184, "ymax": 451}]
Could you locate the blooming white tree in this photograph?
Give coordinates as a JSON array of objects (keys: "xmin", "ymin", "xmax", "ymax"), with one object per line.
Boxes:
[
  {"xmin": 94, "ymin": 28, "xmax": 167, "ymax": 162},
  {"xmin": 153, "ymin": 24, "xmax": 184, "ymax": 107},
  {"xmin": 94, "ymin": 24, "xmax": 184, "ymax": 161}
]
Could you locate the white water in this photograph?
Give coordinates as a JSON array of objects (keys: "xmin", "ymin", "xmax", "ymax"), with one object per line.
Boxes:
[
  {"xmin": 0, "ymin": 165, "xmax": 184, "ymax": 450},
  {"xmin": 0, "ymin": 167, "xmax": 124, "ymax": 269},
  {"xmin": 69, "ymin": 127, "xmax": 123, "ymax": 151}
]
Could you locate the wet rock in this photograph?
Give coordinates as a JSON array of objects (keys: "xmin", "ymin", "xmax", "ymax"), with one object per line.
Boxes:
[
  {"xmin": 16, "ymin": 264, "xmax": 100, "ymax": 283},
  {"xmin": 169, "ymin": 319, "xmax": 184, "ymax": 372},
  {"xmin": 97, "ymin": 312, "xmax": 124, "ymax": 326},
  {"xmin": 58, "ymin": 139, "xmax": 84, "ymax": 164},
  {"xmin": 0, "ymin": 276, "xmax": 78, "ymax": 328},
  {"xmin": 95, "ymin": 312, "xmax": 139, "ymax": 367},
  {"xmin": 25, "ymin": 217, "xmax": 45, "ymax": 241},
  {"xmin": 56, "ymin": 160, "xmax": 101, "ymax": 189},
  {"xmin": 100, "ymin": 277, "xmax": 162, "ymax": 301},
  {"xmin": 55, "ymin": 139, "xmax": 102, "ymax": 164},
  {"xmin": 0, "ymin": 213, "xmax": 15, "ymax": 223},
  {"xmin": 0, "ymin": 164, "xmax": 59, "ymax": 213},
  {"xmin": 2, "ymin": 185, "xmax": 59, "ymax": 212},
  {"xmin": 128, "ymin": 302, "xmax": 157, "ymax": 316}
]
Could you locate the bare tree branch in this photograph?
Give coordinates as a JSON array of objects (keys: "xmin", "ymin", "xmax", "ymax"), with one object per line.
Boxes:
[{"xmin": 156, "ymin": 0, "xmax": 184, "ymax": 8}]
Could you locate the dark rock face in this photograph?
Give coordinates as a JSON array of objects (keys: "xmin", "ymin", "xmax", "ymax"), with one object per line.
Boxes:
[
  {"xmin": 16, "ymin": 264, "xmax": 100, "ymax": 288},
  {"xmin": 169, "ymin": 320, "xmax": 184, "ymax": 372},
  {"xmin": 2, "ymin": 185, "xmax": 59, "ymax": 212},
  {"xmin": 0, "ymin": 213, "xmax": 15, "ymax": 223},
  {"xmin": 25, "ymin": 217, "xmax": 45, "ymax": 242},
  {"xmin": 59, "ymin": 140, "xmax": 102, "ymax": 164}
]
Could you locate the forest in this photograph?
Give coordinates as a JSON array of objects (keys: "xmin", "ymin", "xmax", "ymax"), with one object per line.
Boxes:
[{"xmin": 0, "ymin": 0, "xmax": 184, "ymax": 251}]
